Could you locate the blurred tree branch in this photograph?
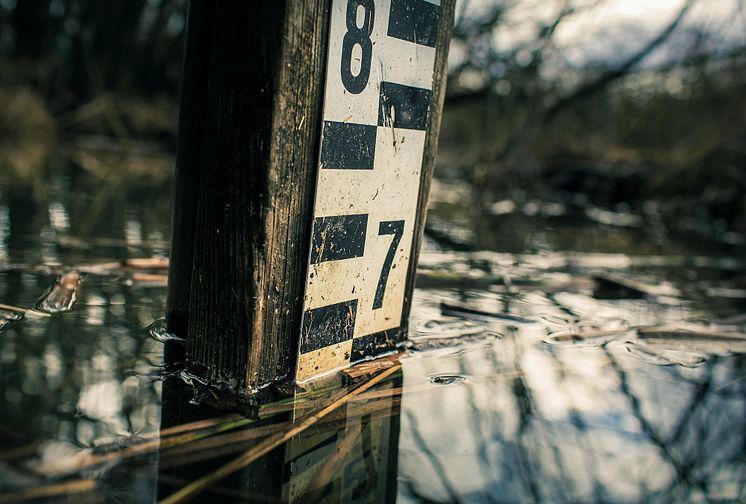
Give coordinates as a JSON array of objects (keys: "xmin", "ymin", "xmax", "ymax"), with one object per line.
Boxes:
[{"xmin": 544, "ymin": 0, "xmax": 697, "ymax": 121}]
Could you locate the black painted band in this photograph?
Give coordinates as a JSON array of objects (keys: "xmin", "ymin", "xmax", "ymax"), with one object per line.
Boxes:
[
  {"xmin": 320, "ymin": 121, "xmax": 377, "ymax": 170},
  {"xmin": 351, "ymin": 328, "xmax": 405, "ymax": 360},
  {"xmin": 310, "ymin": 214, "xmax": 368, "ymax": 264},
  {"xmin": 378, "ymin": 81, "xmax": 431, "ymax": 131},
  {"xmin": 300, "ymin": 299, "xmax": 358, "ymax": 353},
  {"xmin": 387, "ymin": 0, "xmax": 440, "ymax": 48}
]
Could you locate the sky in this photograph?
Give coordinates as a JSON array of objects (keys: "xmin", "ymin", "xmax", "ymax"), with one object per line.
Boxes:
[{"xmin": 454, "ymin": 0, "xmax": 746, "ymax": 71}]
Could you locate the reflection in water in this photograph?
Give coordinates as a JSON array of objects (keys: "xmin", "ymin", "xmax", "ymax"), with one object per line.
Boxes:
[
  {"xmin": 0, "ymin": 156, "xmax": 745, "ymax": 503},
  {"xmin": 157, "ymin": 378, "xmax": 287, "ymax": 503},
  {"xmin": 399, "ymin": 268, "xmax": 746, "ymax": 503},
  {"xmin": 3, "ymin": 250, "xmax": 743, "ymax": 502}
]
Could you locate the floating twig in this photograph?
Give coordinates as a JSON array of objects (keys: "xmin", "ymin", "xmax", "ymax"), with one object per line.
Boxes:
[
  {"xmin": 637, "ymin": 326, "xmax": 746, "ymax": 354},
  {"xmin": 440, "ymin": 302, "xmax": 534, "ymax": 324},
  {"xmin": 340, "ymin": 352, "xmax": 403, "ymax": 380},
  {"xmin": 592, "ymin": 272, "xmax": 679, "ymax": 302},
  {"xmin": 0, "ymin": 303, "xmax": 49, "ymax": 319},
  {"xmin": 128, "ymin": 272, "xmax": 168, "ymax": 287}
]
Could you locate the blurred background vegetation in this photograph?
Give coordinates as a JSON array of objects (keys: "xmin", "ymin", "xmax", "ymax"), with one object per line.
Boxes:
[
  {"xmin": 0, "ymin": 0, "xmax": 745, "ymax": 250},
  {"xmin": 439, "ymin": 0, "xmax": 746, "ymax": 246}
]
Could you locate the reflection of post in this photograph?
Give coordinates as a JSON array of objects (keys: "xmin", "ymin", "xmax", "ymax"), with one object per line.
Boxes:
[
  {"xmin": 157, "ymin": 372, "xmax": 403, "ymax": 502},
  {"xmin": 157, "ymin": 378, "xmax": 287, "ymax": 503},
  {"xmin": 283, "ymin": 373, "xmax": 402, "ymax": 502}
]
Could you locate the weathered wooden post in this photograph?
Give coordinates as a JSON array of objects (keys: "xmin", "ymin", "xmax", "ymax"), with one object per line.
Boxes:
[{"xmin": 166, "ymin": 0, "xmax": 455, "ymax": 393}]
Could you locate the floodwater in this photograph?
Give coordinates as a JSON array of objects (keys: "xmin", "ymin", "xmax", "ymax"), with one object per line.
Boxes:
[{"xmin": 1, "ymin": 154, "xmax": 745, "ymax": 503}]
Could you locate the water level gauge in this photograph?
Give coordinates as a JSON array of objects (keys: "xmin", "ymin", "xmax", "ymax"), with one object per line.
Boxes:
[{"xmin": 296, "ymin": 0, "xmax": 443, "ymax": 381}]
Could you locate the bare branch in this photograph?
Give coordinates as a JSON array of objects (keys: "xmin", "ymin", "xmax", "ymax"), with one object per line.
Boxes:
[{"xmin": 545, "ymin": 0, "xmax": 697, "ymax": 121}]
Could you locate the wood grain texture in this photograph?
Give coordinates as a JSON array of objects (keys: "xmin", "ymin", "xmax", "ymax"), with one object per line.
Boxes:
[
  {"xmin": 400, "ymin": 1, "xmax": 456, "ymax": 333},
  {"xmin": 166, "ymin": 0, "xmax": 331, "ymax": 392},
  {"xmin": 165, "ymin": 0, "xmax": 212, "ymax": 367}
]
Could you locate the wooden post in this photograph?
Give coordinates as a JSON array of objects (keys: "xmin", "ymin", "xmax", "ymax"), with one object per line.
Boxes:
[
  {"xmin": 167, "ymin": 0, "xmax": 455, "ymax": 393},
  {"xmin": 166, "ymin": 0, "xmax": 332, "ymax": 391}
]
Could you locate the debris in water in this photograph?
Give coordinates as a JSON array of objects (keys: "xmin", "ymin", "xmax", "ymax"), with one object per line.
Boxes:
[
  {"xmin": 440, "ymin": 302, "xmax": 534, "ymax": 324},
  {"xmin": 124, "ymin": 257, "xmax": 169, "ymax": 270},
  {"xmin": 636, "ymin": 326, "xmax": 746, "ymax": 354},
  {"xmin": 0, "ymin": 308, "xmax": 25, "ymax": 330},
  {"xmin": 585, "ymin": 205, "xmax": 643, "ymax": 228},
  {"xmin": 592, "ymin": 272, "xmax": 679, "ymax": 302},
  {"xmin": 36, "ymin": 271, "xmax": 82, "ymax": 313},
  {"xmin": 543, "ymin": 328, "xmax": 631, "ymax": 348},
  {"xmin": 148, "ymin": 319, "xmax": 186, "ymax": 344},
  {"xmin": 0, "ymin": 302, "xmax": 50, "ymax": 321},
  {"xmin": 413, "ymin": 317, "xmax": 488, "ymax": 338},
  {"xmin": 429, "ymin": 374, "xmax": 467, "ymax": 386},
  {"xmin": 127, "ymin": 272, "xmax": 168, "ymax": 287},
  {"xmin": 341, "ymin": 353, "xmax": 403, "ymax": 380},
  {"xmin": 624, "ymin": 341, "xmax": 707, "ymax": 367},
  {"xmin": 415, "ymin": 270, "xmax": 505, "ymax": 289}
]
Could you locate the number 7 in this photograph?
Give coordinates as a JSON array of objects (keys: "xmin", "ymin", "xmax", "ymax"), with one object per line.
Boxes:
[{"xmin": 373, "ymin": 220, "xmax": 404, "ymax": 309}]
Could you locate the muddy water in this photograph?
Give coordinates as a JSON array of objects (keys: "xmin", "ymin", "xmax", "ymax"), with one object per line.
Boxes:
[{"xmin": 1, "ymin": 157, "xmax": 745, "ymax": 503}]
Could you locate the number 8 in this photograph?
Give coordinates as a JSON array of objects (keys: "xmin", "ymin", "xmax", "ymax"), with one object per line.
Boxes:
[{"xmin": 341, "ymin": 0, "xmax": 375, "ymax": 94}]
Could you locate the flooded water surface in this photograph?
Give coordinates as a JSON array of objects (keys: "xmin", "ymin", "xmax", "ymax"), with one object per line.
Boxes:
[{"xmin": 1, "ymin": 157, "xmax": 745, "ymax": 503}]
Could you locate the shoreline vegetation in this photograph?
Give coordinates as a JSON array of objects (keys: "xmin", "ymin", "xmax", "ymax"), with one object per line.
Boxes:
[{"xmin": 438, "ymin": 53, "xmax": 746, "ymax": 238}]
